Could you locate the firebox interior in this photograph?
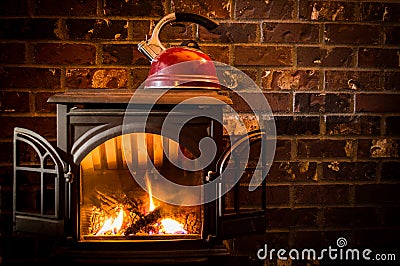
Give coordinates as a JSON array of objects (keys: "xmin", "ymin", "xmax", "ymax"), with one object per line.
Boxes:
[{"xmin": 79, "ymin": 133, "xmax": 203, "ymax": 241}]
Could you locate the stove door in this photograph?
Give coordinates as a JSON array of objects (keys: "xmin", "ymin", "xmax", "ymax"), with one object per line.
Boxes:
[
  {"xmin": 13, "ymin": 127, "xmax": 67, "ymax": 236},
  {"xmin": 217, "ymin": 130, "xmax": 267, "ymax": 238}
]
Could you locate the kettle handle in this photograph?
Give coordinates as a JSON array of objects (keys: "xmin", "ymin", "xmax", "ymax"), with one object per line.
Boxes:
[
  {"xmin": 138, "ymin": 12, "xmax": 219, "ymax": 62},
  {"xmin": 175, "ymin": 12, "xmax": 219, "ymax": 31}
]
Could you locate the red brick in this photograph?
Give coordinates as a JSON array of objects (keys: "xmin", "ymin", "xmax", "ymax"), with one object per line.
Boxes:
[
  {"xmin": 264, "ymin": 93, "xmax": 292, "ymax": 113},
  {"xmin": 324, "ymin": 207, "xmax": 378, "ymax": 227},
  {"xmin": 33, "ymin": 0, "xmax": 97, "ymax": 16},
  {"xmin": 293, "ymin": 230, "xmax": 350, "ymax": 249},
  {"xmin": 199, "ymin": 23, "xmax": 258, "ymax": 43},
  {"xmin": 0, "ymin": 91, "xmax": 30, "ymax": 113},
  {"xmin": 34, "ymin": 43, "xmax": 96, "ymax": 65},
  {"xmin": 200, "ymin": 45, "xmax": 230, "ymax": 64},
  {"xmin": 103, "ymin": 44, "xmax": 134, "ymax": 65},
  {"xmin": 268, "ymin": 233, "xmax": 291, "ymax": 248},
  {"xmin": 325, "ymin": 24, "xmax": 380, "ymax": 45},
  {"xmin": 131, "ymin": 68, "xmax": 150, "ymax": 89},
  {"xmin": 358, "ymin": 48, "xmax": 400, "ymax": 69},
  {"xmin": 131, "ymin": 20, "xmax": 151, "ymax": 41},
  {"xmin": 235, "ymin": 0, "xmax": 294, "ymax": 19},
  {"xmin": 325, "ymin": 71, "xmax": 383, "ymax": 91},
  {"xmin": 104, "ymin": 0, "xmax": 164, "ymax": 16},
  {"xmin": 295, "ymin": 93, "xmax": 352, "ymax": 113},
  {"xmin": 263, "ymin": 23, "xmax": 319, "ymax": 43},
  {"xmin": 0, "ymin": 19, "xmax": 59, "ymax": 40},
  {"xmin": 0, "ymin": 67, "xmax": 60, "ymax": 89},
  {"xmin": 267, "ymin": 208, "xmax": 318, "ymax": 228},
  {"xmin": 132, "ymin": 49, "xmax": 151, "ymax": 66},
  {"xmin": 385, "ymin": 26, "xmax": 400, "ymax": 45},
  {"xmin": 0, "ymin": 43, "xmax": 25, "ymax": 64},
  {"xmin": 173, "ymin": 0, "xmax": 230, "ymax": 19},
  {"xmin": 297, "ymin": 47, "xmax": 354, "ymax": 67},
  {"xmin": 0, "ymin": 117, "xmax": 56, "ymax": 138},
  {"xmin": 240, "ymin": 69, "xmax": 257, "ymax": 84},
  {"xmin": 361, "ymin": 2, "xmax": 400, "ymax": 22},
  {"xmin": 160, "ymin": 22, "xmax": 194, "ymax": 42},
  {"xmin": 275, "ymin": 116, "xmax": 320, "ymax": 135},
  {"xmin": 66, "ymin": 68, "xmax": 128, "ymax": 89},
  {"xmin": 274, "ymin": 140, "xmax": 291, "ymax": 160},
  {"xmin": 266, "ymin": 185, "xmax": 289, "ymax": 205},
  {"xmin": 293, "ymin": 184, "xmax": 350, "ymax": 205},
  {"xmin": 0, "ymin": 0, "xmax": 29, "ymax": 16},
  {"xmin": 297, "ymin": 139, "xmax": 352, "ymax": 158},
  {"xmin": 326, "ymin": 115, "xmax": 380, "ymax": 135},
  {"xmin": 34, "ymin": 92, "xmax": 56, "ymax": 113},
  {"xmin": 235, "ymin": 46, "xmax": 293, "ymax": 66},
  {"xmin": 355, "ymin": 184, "xmax": 400, "ymax": 204},
  {"xmin": 322, "ymin": 162, "xmax": 378, "ymax": 181},
  {"xmin": 267, "ymin": 162, "xmax": 317, "ymax": 182},
  {"xmin": 358, "ymin": 139, "xmax": 399, "ymax": 159},
  {"xmin": 235, "ymin": 185, "xmax": 263, "ymax": 207},
  {"xmin": 66, "ymin": 19, "xmax": 128, "ymax": 40},
  {"xmin": 299, "ymin": 1, "xmax": 357, "ymax": 21},
  {"xmin": 230, "ymin": 92, "xmax": 291, "ymax": 113},
  {"xmin": 384, "ymin": 71, "xmax": 400, "ymax": 91},
  {"xmin": 386, "ymin": 116, "xmax": 400, "ymax": 136},
  {"xmin": 356, "ymin": 94, "xmax": 400, "ymax": 112},
  {"xmin": 262, "ymin": 70, "xmax": 320, "ymax": 91}
]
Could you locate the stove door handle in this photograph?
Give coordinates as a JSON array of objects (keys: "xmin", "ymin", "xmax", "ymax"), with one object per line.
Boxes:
[{"xmin": 64, "ymin": 171, "xmax": 74, "ymax": 183}]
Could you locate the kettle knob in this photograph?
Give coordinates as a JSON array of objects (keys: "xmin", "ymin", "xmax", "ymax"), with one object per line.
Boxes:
[{"xmin": 138, "ymin": 12, "xmax": 219, "ymax": 62}]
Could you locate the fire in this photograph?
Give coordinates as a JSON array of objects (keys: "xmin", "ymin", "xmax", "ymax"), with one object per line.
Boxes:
[
  {"xmin": 95, "ymin": 208, "xmax": 124, "ymax": 236},
  {"xmin": 146, "ymin": 176, "xmax": 157, "ymax": 212},
  {"xmin": 92, "ymin": 176, "xmax": 189, "ymax": 236},
  {"xmin": 159, "ymin": 218, "xmax": 187, "ymax": 234},
  {"xmin": 147, "ymin": 177, "xmax": 187, "ymax": 235}
]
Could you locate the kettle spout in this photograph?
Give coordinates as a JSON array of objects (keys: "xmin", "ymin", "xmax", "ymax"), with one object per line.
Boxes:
[{"xmin": 137, "ymin": 40, "xmax": 165, "ymax": 62}]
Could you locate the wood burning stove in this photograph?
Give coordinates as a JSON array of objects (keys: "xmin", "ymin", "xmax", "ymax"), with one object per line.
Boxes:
[{"xmin": 13, "ymin": 88, "xmax": 268, "ymax": 264}]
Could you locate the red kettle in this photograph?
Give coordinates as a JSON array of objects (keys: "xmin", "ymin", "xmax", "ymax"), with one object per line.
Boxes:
[{"xmin": 138, "ymin": 13, "xmax": 221, "ymax": 90}]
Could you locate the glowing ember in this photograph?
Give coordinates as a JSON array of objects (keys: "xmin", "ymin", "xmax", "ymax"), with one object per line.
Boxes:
[
  {"xmin": 95, "ymin": 208, "xmax": 124, "ymax": 236},
  {"xmin": 90, "ymin": 177, "xmax": 192, "ymax": 236},
  {"xmin": 159, "ymin": 218, "xmax": 187, "ymax": 234}
]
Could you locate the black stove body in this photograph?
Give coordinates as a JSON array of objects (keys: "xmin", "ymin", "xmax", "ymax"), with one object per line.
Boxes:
[{"xmin": 13, "ymin": 90, "xmax": 267, "ymax": 264}]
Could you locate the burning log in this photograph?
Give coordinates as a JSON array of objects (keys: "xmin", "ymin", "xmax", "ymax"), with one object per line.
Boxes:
[
  {"xmin": 87, "ymin": 185, "xmax": 199, "ymax": 236},
  {"xmin": 125, "ymin": 207, "xmax": 162, "ymax": 235},
  {"xmin": 89, "ymin": 187, "xmax": 144, "ymax": 235}
]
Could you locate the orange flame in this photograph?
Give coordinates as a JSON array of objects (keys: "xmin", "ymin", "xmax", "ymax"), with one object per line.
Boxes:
[
  {"xmin": 146, "ymin": 176, "xmax": 187, "ymax": 235},
  {"xmin": 159, "ymin": 218, "xmax": 187, "ymax": 234},
  {"xmin": 95, "ymin": 208, "xmax": 124, "ymax": 236},
  {"xmin": 146, "ymin": 176, "xmax": 157, "ymax": 212}
]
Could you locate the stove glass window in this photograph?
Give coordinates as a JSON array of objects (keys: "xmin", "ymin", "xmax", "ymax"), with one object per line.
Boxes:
[{"xmin": 79, "ymin": 133, "xmax": 203, "ymax": 241}]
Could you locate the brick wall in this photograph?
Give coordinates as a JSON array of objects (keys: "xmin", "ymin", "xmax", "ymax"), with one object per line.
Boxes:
[{"xmin": 1, "ymin": 0, "xmax": 400, "ymax": 259}]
